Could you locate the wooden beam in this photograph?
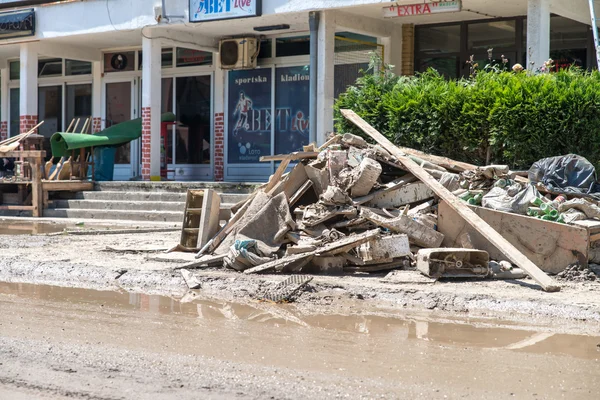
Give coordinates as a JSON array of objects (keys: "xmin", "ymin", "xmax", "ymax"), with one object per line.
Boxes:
[
  {"xmin": 260, "ymin": 152, "xmax": 319, "ymax": 162},
  {"xmin": 0, "ymin": 150, "xmax": 46, "ymax": 158},
  {"xmin": 341, "ymin": 109, "xmax": 560, "ymax": 292}
]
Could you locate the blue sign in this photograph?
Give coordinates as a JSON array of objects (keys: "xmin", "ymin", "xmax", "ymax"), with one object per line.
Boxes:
[
  {"xmin": 228, "ymin": 69, "xmax": 271, "ymax": 164},
  {"xmin": 190, "ymin": 0, "xmax": 261, "ymax": 23}
]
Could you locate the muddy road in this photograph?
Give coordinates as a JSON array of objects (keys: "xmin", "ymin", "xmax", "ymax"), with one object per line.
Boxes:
[{"xmin": 0, "ymin": 282, "xmax": 599, "ymax": 399}]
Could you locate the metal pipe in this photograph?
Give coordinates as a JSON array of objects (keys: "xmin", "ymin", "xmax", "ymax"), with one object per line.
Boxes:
[{"xmin": 309, "ymin": 11, "xmax": 319, "ymax": 146}]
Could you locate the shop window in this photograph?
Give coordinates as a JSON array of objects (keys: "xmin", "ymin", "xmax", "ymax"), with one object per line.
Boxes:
[
  {"xmin": 66, "ymin": 59, "xmax": 92, "ymax": 76},
  {"xmin": 227, "ymin": 69, "xmax": 272, "ymax": 164},
  {"xmin": 416, "ymin": 57, "xmax": 459, "ymax": 79},
  {"xmin": 276, "ymin": 36, "xmax": 310, "ymax": 57},
  {"xmin": 38, "ymin": 85, "xmax": 63, "ymax": 157},
  {"xmin": 550, "ymin": 16, "xmax": 589, "ymax": 70},
  {"xmin": 104, "ymin": 51, "xmax": 135, "ymax": 73},
  {"xmin": 66, "ymin": 84, "xmax": 92, "ymax": 125},
  {"xmin": 416, "ymin": 25, "xmax": 460, "ymax": 56},
  {"xmin": 105, "ymin": 82, "xmax": 132, "ymax": 164},
  {"xmin": 257, "ymin": 38, "xmax": 272, "ymax": 59},
  {"xmin": 176, "ymin": 48, "xmax": 212, "ymax": 67},
  {"xmin": 468, "ymin": 20, "xmax": 516, "ymax": 51},
  {"xmin": 138, "ymin": 48, "xmax": 175, "ymax": 69},
  {"xmin": 275, "ymin": 65, "xmax": 310, "ymax": 155},
  {"xmin": 9, "ymin": 88, "xmax": 19, "ymax": 136},
  {"xmin": 175, "ymin": 76, "xmax": 211, "ymax": 164},
  {"xmin": 38, "ymin": 59, "xmax": 63, "ymax": 77},
  {"xmin": 9, "ymin": 61, "xmax": 19, "ymax": 80}
]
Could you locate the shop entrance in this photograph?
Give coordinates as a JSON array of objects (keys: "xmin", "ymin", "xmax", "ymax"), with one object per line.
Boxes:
[{"xmin": 105, "ymin": 79, "xmax": 140, "ymax": 180}]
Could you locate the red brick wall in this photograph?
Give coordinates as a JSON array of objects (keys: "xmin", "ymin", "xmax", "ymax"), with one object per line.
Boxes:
[
  {"xmin": 141, "ymin": 107, "xmax": 151, "ymax": 180},
  {"xmin": 214, "ymin": 112, "xmax": 224, "ymax": 181},
  {"xmin": 92, "ymin": 117, "xmax": 102, "ymax": 133},
  {"xmin": 20, "ymin": 115, "xmax": 38, "ymax": 134},
  {"xmin": 0, "ymin": 121, "xmax": 7, "ymax": 141}
]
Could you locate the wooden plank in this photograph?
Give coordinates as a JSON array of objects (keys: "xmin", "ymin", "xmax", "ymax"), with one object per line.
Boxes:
[
  {"xmin": 366, "ymin": 181, "xmax": 434, "ymax": 208},
  {"xmin": 438, "ymin": 201, "xmax": 588, "ymax": 274},
  {"xmin": 282, "ymin": 163, "xmax": 309, "ymax": 199},
  {"xmin": 260, "ymin": 152, "xmax": 319, "ymax": 162},
  {"xmin": 341, "ymin": 109, "xmax": 560, "ymax": 292},
  {"xmin": 42, "ymin": 180, "xmax": 93, "ymax": 192},
  {"xmin": 289, "ymin": 180, "xmax": 313, "ymax": 207},
  {"xmin": 198, "ymin": 189, "xmax": 221, "ymax": 248},
  {"xmin": 318, "ymin": 134, "xmax": 342, "ymax": 150},
  {"xmin": 264, "ymin": 156, "xmax": 291, "ymax": 194},
  {"xmin": 0, "ymin": 150, "xmax": 46, "ymax": 158},
  {"xmin": 0, "ymin": 205, "xmax": 35, "ymax": 211}
]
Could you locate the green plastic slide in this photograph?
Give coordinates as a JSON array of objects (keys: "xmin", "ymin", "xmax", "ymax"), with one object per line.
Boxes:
[{"xmin": 50, "ymin": 112, "xmax": 176, "ymax": 158}]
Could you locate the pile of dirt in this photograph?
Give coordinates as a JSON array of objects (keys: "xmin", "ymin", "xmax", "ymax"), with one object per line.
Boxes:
[{"xmin": 557, "ymin": 264, "xmax": 598, "ymax": 282}]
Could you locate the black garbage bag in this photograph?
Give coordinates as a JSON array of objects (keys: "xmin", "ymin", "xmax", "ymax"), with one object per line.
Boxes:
[{"xmin": 528, "ymin": 154, "xmax": 600, "ymax": 197}]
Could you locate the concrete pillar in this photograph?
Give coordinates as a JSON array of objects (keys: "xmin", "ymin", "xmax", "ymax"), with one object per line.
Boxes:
[
  {"xmin": 92, "ymin": 61, "xmax": 102, "ymax": 133},
  {"xmin": 141, "ymin": 36, "xmax": 161, "ymax": 181},
  {"xmin": 527, "ymin": 0, "xmax": 551, "ymax": 72},
  {"xmin": 213, "ymin": 57, "xmax": 225, "ymax": 181},
  {"xmin": 380, "ymin": 26, "xmax": 403, "ymax": 74},
  {"xmin": 316, "ymin": 10, "xmax": 335, "ymax": 145},
  {"xmin": 0, "ymin": 67, "xmax": 7, "ymax": 140},
  {"xmin": 20, "ymin": 42, "xmax": 38, "ymax": 134}
]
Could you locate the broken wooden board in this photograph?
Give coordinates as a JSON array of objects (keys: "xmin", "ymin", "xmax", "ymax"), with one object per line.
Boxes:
[
  {"xmin": 340, "ymin": 109, "xmax": 560, "ymax": 292},
  {"xmin": 360, "ymin": 208, "xmax": 444, "ymax": 248},
  {"xmin": 366, "ymin": 181, "xmax": 434, "ymax": 209},
  {"xmin": 260, "ymin": 152, "xmax": 319, "ymax": 162},
  {"xmin": 180, "ymin": 269, "xmax": 202, "ymax": 289},
  {"xmin": 283, "ymin": 163, "xmax": 309, "ymax": 199},
  {"xmin": 179, "ymin": 253, "xmax": 228, "ymax": 269},
  {"xmin": 305, "ymin": 163, "xmax": 329, "ymax": 196},
  {"xmin": 438, "ymin": 200, "xmax": 588, "ymax": 274}
]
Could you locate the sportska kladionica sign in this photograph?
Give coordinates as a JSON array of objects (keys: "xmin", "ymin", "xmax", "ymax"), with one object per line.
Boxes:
[{"xmin": 189, "ymin": 0, "xmax": 261, "ymax": 23}]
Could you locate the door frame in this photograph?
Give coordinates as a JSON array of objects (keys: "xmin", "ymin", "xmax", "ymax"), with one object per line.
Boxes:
[{"xmin": 103, "ymin": 74, "xmax": 140, "ymax": 180}]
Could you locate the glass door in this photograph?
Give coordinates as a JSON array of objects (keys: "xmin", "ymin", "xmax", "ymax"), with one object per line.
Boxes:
[{"xmin": 105, "ymin": 80, "xmax": 135, "ymax": 180}]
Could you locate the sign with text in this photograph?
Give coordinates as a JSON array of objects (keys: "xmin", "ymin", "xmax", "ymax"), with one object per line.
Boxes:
[
  {"xmin": 275, "ymin": 66, "xmax": 310, "ymax": 155},
  {"xmin": 0, "ymin": 8, "xmax": 34, "ymax": 40},
  {"xmin": 190, "ymin": 0, "xmax": 261, "ymax": 23},
  {"xmin": 382, "ymin": 1, "xmax": 461, "ymax": 18},
  {"xmin": 228, "ymin": 69, "xmax": 271, "ymax": 164}
]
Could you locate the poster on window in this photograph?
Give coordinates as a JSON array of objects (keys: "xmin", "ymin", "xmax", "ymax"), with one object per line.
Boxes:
[
  {"xmin": 275, "ymin": 66, "xmax": 310, "ymax": 155},
  {"xmin": 228, "ymin": 69, "xmax": 271, "ymax": 164}
]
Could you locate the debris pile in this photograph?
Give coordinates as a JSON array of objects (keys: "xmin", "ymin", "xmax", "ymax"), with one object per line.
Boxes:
[
  {"xmin": 557, "ymin": 264, "xmax": 598, "ymax": 282},
  {"xmin": 182, "ymin": 110, "xmax": 600, "ymax": 293}
]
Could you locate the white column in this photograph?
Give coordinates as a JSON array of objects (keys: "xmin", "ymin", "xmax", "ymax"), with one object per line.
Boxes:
[
  {"xmin": 141, "ymin": 35, "xmax": 162, "ymax": 180},
  {"xmin": 20, "ymin": 42, "xmax": 38, "ymax": 133},
  {"xmin": 0, "ymin": 66, "xmax": 8, "ymax": 139},
  {"xmin": 317, "ymin": 10, "xmax": 335, "ymax": 145},
  {"xmin": 92, "ymin": 61, "xmax": 102, "ymax": 132},
  {"xmin": 527, "ymin": 0, "xmax": 551, "ymax": 72},
  {"xmin": 381, "ymin": 26, "xmax": 403, "ymax": 74}
]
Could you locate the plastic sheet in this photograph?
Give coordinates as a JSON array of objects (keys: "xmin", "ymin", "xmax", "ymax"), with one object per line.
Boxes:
[
  {"xmin": 481, "ymin": 184, "xmax": 541, "ymax": 214},
  {"xmin": 528, "ymin": 154, "xmax": 600, "ymax": 197}
]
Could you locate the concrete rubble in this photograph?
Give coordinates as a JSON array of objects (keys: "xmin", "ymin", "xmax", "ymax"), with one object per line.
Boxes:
[{"xmin": 178, "ymin": 111, "xmax": 600, "ymax": 294}]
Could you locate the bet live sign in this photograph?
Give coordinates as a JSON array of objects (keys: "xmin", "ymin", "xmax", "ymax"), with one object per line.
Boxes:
[
  {"xmin": 383, "ymin": 1, "xmax": 461, "ymax": 18},
  {"xmin": 190, "ymin": 0, "xmax": 261, "ymax": 23}
]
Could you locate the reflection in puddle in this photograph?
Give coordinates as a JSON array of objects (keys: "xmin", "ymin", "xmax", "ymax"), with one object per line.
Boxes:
[
  {"xmin": 0, "ymin": 281, "xmax": 598, "ymax": 360},
  {"xmin": 0, "ymin": 221, "xmax": 70, "ymax": 235}
]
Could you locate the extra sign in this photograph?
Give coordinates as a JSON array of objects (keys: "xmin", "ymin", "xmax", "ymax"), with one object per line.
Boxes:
[
  {"xmin": 190, "ymin": 0, "xmax": 261, "ymax": 23},
  {"xmin": 382, "ymin": 1, "xmax": 461, "ymax": 18}
]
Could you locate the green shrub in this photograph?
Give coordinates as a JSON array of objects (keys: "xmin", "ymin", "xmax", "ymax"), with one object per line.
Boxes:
[{"xmin": 334, "ymin": 64, "xmax": 600, "ymax": 170}]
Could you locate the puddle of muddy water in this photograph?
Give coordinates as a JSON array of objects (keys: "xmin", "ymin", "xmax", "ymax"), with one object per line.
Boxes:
[{"xmin": 1, "ymin": 281, "xmax": 598, "ymax": 362}]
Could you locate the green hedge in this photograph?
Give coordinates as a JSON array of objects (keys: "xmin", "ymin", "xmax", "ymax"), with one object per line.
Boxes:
[{"xmin": 334, "ymin": 65, "xmax": 600, "ymax": 170}]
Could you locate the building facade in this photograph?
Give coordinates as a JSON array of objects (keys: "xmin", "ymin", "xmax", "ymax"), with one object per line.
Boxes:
[{"xmin": 0, "ymin": 0, "xmax": 594, "ymax": 182}]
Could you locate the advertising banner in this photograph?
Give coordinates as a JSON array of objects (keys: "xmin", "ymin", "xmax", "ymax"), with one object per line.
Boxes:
[
  {"xmin": 190, "ymin": 0, "xmax": 261, "ymax": 23},
  {"xmin": 275, "ymin": 66, "xmax": 310, "ymax": 155},
  {"xmin": 228, "ymin": 68, "xmax": 271, "ymax": 164}
]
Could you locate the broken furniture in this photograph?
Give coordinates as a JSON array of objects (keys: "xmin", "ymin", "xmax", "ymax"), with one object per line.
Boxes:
[
  {"xmin": 0, "ymin": 149, "xmax": 45, "ymax": 217},
  {"xmin": 177, "ymin": 189, "xmax": 221, "ymax": 252}
]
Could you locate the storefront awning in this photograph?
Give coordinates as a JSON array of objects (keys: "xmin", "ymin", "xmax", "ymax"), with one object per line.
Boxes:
[{"xmin": 50, "ymin": 112, "xmax": 176, "ymax": 158}]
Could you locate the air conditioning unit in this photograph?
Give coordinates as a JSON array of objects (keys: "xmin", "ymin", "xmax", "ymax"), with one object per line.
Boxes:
[{"xmin": 219, "ymin": 37, "xmax": 259, "ymax": 70}]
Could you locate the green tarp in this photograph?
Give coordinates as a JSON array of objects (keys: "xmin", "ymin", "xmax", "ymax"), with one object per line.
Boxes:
[{"xmin": 50, "ymin": 112, "xmax": 176, "ymax": 158}]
